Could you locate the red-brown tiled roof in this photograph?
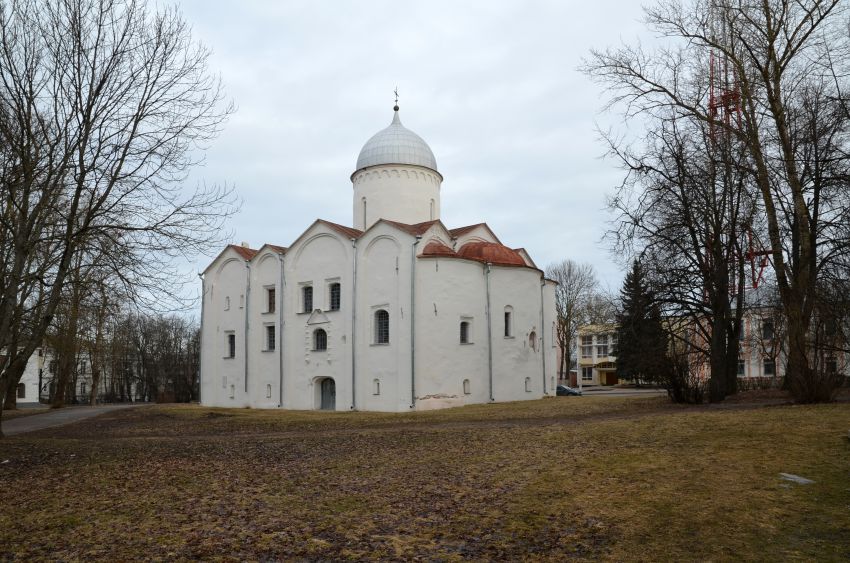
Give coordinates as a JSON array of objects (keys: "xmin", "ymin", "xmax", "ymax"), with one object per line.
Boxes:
[
  {"xmin": 421, "ymin": 240, "xmax": 457, "ymax": 257},
  {"xmin": 266, "ymin": 244, "xmax": 288, "ymax": 254},
  {"xmin": 318, "ymin": 219, "xmax": 363, "ymax": 239},
  {"xmin": 448, "ymin": 222, "xmax": 502, "ymax": 244},
  {"xmin": 449, "ymin": 223, "xmax": 486, "ymax": 237},
  {"xmin": 456, "ymin": 241, "xmax": 526, "ymax": 267},
  {"xmin": 229, "ymin": 244, "xmax": 258, "ymax": 260},
  {"xmin": 384, "ymin": 219, "xmax": 440, "ymax": 236}
]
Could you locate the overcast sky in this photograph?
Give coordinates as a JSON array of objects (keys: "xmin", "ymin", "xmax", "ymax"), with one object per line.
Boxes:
[{"xmin": 175, "ymin": 0, "xmax": 651, "ymax": 302}]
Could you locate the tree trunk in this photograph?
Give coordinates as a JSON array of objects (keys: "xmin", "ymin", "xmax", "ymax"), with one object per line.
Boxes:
[
  {"xmin": 3, "ymin": 378, "xmax": 16, "ymax": 410},
  {"xmin": 708, "ymin": 321, "xmax": 727, "ymax": 402}
]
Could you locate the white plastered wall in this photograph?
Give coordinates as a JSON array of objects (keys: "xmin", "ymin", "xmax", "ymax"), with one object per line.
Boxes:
[
  {"xmin": 248, "ymin": 250, "xmax": 283, "ymax": 408},
  {"xmin": 352, "ymin": 165, "xmax": 441, "ymax": 230},
  {"xmin": 355, "ymin": 223, "xmax": 411, "ymax": 412},
  {"xmin": 283, "ymin": 225, "xmax": 354, "ymax": 411},
  {"xmin": 201, "ymin": 251, "xmax": 250, "ymax": 408}
]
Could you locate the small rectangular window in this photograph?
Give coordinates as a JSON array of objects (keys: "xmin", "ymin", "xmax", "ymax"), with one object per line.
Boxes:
[
  {"xmin": 763, "ymin": 359, "xmax": 775, "ymax": 376},
  {"xmin": 266, "ymin": 325, "xmax": 276, "ymax": 351},
  {"xmin": 330, "ymin": 283, "xmax": 341, "ymax": 311},
  {"xmin": 266, "ymin": 384, "xmax": 272, "ymax": 399},
  {"xmin": 737, "ymin": 359, "xmax": 745, "ymax": 377},
  {"xmin": 227, "ymin": 333, "xmax": 236, "ymax": 358},
  {"xmin": 738, "ymin": 322, "xmax": 745, "ymax": 341},
  {"xmin": 373, "ymin": 379, "xmax": 381, "ymax": 395},
  {"xmin": 81, "ymin": 382, "xmax": 87, "ymax": 396},
  {"xmin": 463, "ymin": 379, "xmax": 471, "ymax": 394},
  {"xmin": 525, "ymin": 377, "xmax": 532, "ymax": 392},
  {"xmin": 267, "ymin": 287, "xmax": 276, "ymax": 313},
  {"xmin": 302, "ymin": 285, "xmax": 313, "ymax": 313},
  {"xmin": 222, "ymin": 375, "xmax": 227, "ymax": 389},
  {"xmin": 761, "ymin": 319, "xmax": 773, "ymax": 340},
  {"xmin": 460, "ymin": 320, "xmax": 471, "ymax": 344},
  {"xmin": 581, "ymin": 367, "xmax": 593, "ymax": 381},
  {"xmin": 229, "ymin": 384, "xmax": 235, "ymax": 399},
  {"xmin": 17, "ymin": 383, "xmax": 25, "ymax": 399}
]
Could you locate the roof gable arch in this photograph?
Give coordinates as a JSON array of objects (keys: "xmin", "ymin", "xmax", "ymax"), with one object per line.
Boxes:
[
  {"xmin": 215, "ymin": 256, "xmax": 245, "ymax": 276},
  {"xmin": 291, "ymin": 231, "xmax": 349, "ymax": 269},
  {"xmin": 364, "ymin": 233, "xmax": 402, "ymax": 255}
]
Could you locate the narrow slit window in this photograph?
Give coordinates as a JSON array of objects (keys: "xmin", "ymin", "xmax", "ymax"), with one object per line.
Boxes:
[
  {"xmin": 266, "ymin": 325, "xmax": 276, "ymax": 351},
  {"xmin": 227, "ymin": 333, "xmax": 236, "ymax": 358},
  {"xmin": 330, "ymin": 283, "xmax": 341, "ymax": 311},
  {"xmin": 302, "ymin": 285, "xmax": 313, "ymax": 313},
  {"xmin": 267, "ymin": 287, "xmax": 276, "ymax": 313},
  {"xmin": 460, "ymin": 321, "xmax": 470, "ymax": 344}
]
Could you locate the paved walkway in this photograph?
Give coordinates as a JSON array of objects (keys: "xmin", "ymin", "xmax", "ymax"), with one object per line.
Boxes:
[
  {"xmin": 2, "ymin": 404, "xmax": 149, "ymax": 437},
  {"xmin": 580, "ymin": 386, "xmax": 668, "ymax": 397}
]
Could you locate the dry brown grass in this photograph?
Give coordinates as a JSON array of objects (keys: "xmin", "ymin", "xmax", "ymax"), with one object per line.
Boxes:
[{"xmin": 1, "ymin": 396, "xmax": 848, "ymax": 561}]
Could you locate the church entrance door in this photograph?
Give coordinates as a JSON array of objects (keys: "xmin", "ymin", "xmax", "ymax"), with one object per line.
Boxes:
[{"xmin": 320, "ymin": 378, "xmax": 336, "ymax": 411}]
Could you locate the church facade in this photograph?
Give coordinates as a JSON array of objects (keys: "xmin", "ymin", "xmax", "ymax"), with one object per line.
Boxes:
[{"xmin": 200, "ymin": 105, "xmax": 558, "ymax": 411}]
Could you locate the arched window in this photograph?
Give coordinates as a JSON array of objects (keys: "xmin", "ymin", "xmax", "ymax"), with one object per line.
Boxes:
[
  {"xmin": 460, "ymin": 321, "xmax": 470, "ymax": 344},
  {"xmin": 362, "ymin": 197, "xmax": 367, "ymax": 228},
  {"xmin": 373, "ymin": 379, "xmax": 381, "ymax": 395},
  {"xmin": 463, "ymin": 379, "xmax": 471, "ymax": 395},
  {"xmin": 313, "ymin": 328, "xmax": 327, "ymax": 351},
  {"xmin": 525, "ymin": 377, "xmax": 532, "ymax": 392},
  {"xmin": 375, "ymin": 309, "xmax": 389, "ymax": 344},
  {"xmin": 529, "ymin": 331, "xmax": 537, "ymax": 351},
  {"xmin": 430, "ymin": 198, "xmax": 435, "ymax": 220}
]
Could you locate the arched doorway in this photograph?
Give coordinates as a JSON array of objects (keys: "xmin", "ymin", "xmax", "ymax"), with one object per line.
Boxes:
[{"xmin": 320, "ymin": 378, "xmax": 336, "ymax": 411}]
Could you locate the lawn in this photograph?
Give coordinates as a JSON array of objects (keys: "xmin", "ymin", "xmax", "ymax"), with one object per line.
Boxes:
[{"xmin": 1, "ymin": 396, "xmax": 848, "ymax": 561}]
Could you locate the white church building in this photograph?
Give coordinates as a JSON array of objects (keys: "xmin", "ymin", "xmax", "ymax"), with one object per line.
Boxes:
[{"xmin": 199, "ymin": 104, "xmax": 558, "ymax": 411}]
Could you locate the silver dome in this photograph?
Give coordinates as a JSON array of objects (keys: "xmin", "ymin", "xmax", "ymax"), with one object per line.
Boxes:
[{"xmin": 355, "ymin": 109, "xmax": 438, "ymax": 172}]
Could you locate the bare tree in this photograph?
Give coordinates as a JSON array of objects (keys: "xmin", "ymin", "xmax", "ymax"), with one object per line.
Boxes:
[
  {"xmin": 0, "ymin": 0, "xmax": 236, "ymax": 435},
  {"xmin": 584, "ymin": 0, "xmax": 850, "ymax": 402},
  {"xmin": 545, "ymin": 260, "xmax": 603, "ymax": 381}
]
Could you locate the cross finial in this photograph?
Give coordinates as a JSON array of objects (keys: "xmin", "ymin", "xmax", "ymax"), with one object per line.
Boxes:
[{"xmin": 393, "ymin": 87, "xmax": 399, "ymax": 111}]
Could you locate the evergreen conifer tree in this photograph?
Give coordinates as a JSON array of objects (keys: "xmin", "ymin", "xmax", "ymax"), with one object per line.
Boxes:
[{"xmin": 616, "ymin": 260, "xmax": 668, "ymax": 384}]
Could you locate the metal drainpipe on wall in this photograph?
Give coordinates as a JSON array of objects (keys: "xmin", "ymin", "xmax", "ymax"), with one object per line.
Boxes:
[
  {"xmin": 485, "ymin": 262, "xmax": 494, "ymax": 402},
  {"xmin": 197, "ymin": 272, "xmax": 205, "ymax": 405},
  {"xmin": 278, "ymin": 253, "xmax": 285, "ymax": 408},
  {"xmin": 539, "ymin": 277, "xmax": 547, "ymax": 395},
  {"xmin": 410, "ymin": 235, "xmax": 421, "ymax": 409},
  {"xmin": 351, "ymin": 237, "xmax": 357, "ymax": 410},
  {"xmin": 244, "ymin": 261, "xmax": 251, "ymax": 394}
]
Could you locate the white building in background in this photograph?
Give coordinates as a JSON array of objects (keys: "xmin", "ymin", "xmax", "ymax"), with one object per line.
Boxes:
[
  {"xmin": 13, "ymin": 348, "xmax": 48, "ymax": 404},
  {"xmin": 200, "ymin": 104, "xmax": 558, "ymax": 411}
]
